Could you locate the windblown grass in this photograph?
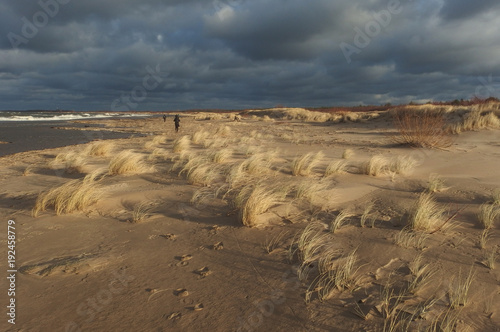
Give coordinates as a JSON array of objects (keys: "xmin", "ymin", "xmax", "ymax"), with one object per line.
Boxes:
[
  {"xmin": 234, "ymin": 183, "xmax": 288, "ymax": 227},
  {"xmin": 426, "ymin": 174, "xmax": 447, "ymax": 193},
  {"xmin": 132, "ymin": 201, "xmax": 153, "ymax": 223},
  {"xmin": 361, "ymin": 155, "xmax": 390, "ymax": 176},
  {"xmin": 407, "ymin": 193, "xmax": 443, "ymax": 231},
  {"xmin": 208, "ymin": 148, "xmax": 232, "ymax": 163},
  {"xmin": 393, "ymin": 228, "xmax": 428, "ymax": 249},
  {"xmin": 342, "ymin": 149, "xmax": 354, "ymax": 159},
  {"xmin": 291, "ymin": 151, "xmax": 324, "ymax": 176},
  {"xmin": 449, "ymin": 109, "xmax": 500, "ymax": 133},
  {"xmin": 324, "ymin": 160, "xmax": 348, "ymax": 176},
  {"xmin": 191, "ymin": 130, "xmax": 210, "ymax": 145},
  {"xmin": 52, "ymin": 151, "xmax": 87, "ymax": 174},
  {"xmin": 448, "ymin": 267, "xmax": 475, "ymax": 309},
  {"xmin": 108, "ymin": 150, "xmax": 152, "ymax": 175},
  {"xmin": 173, "ymin": 135, "xmax": 191, "ymax": 153},
  {"xmin": 32, "ymin": 172, "xmax": 104, "ymax": 216},
  {"xmin": 478, "ymin": 203, "xmax": 499, "ymax": 229},
  {"xmin": 84, "ymin": 141, "xmax": 115, "ymax": 157},
  {"xmin": 330, "ymin": 210, "xmax": 353, "ymax": 233},
  {"xmin": 144, "ymin": 135, "xmax": 167, "ymax": 150}
]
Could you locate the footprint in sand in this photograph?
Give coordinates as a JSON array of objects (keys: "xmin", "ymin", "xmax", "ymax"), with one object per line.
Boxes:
[
  {"xmin": 192, "ymin": 303, "xmax": 204, "ymax": 311},
  {"xmin": 174, "ymin": 288, "xmax": 189, "ymax": 297},
  {"xmin": 212, "ymin": 241, "xmax": 224, "ymax": 250},
  {"xmin": 195, "ymin": 266, "xmax": 211, "ymax": 278},
  {"xmin": 161, "ymin": 233, "xmax": 176, "ymax": 240},
  {"xmin": 175, "ymin": 254, "xmax": 193, "ymax": 267},
  {"xmin": 166, "ymin": 312, "xmax": 181, "ymax": 321}
]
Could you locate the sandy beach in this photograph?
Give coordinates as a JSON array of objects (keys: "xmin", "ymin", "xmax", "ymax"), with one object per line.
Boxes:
[{"xmin": 1, "ymin": 105, "xmax": 500, "ymax": 331}]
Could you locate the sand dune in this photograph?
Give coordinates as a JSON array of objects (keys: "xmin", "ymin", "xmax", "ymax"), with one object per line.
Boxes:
[{"xmin": 1, "ymin": 106, "xmax": 500, "ymax": 331}]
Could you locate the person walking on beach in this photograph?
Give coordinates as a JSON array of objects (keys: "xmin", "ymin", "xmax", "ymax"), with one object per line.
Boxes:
[
  {"xmin": 174, "ymin": 114, "xmax": 180, "ymax": 133},
  {"xmin": 163, "ymin": 114, "xmax": 167, "ymax": 122}
]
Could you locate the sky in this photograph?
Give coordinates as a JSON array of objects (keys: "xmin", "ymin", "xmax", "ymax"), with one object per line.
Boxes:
[{"xmin": 1, "ymin": 0, "xmax": 500, "ymax": 111}]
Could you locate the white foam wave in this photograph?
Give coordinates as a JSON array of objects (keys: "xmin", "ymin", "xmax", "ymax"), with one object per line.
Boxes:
[{"xmin": 0, "ymin": 112, "xmax": 150, "ymax": 122}]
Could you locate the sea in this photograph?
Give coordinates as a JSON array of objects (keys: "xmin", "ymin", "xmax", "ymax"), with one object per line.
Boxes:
[{"xmin": 0, "ymin": 111, "xmax": 153, "ymax": 157}]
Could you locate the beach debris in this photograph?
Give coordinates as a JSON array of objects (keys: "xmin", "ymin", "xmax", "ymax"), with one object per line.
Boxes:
[
  {"xmin": 174, "ymin": 288, "xmax": 189, "ymax": 297},
  {"xmin": 195, "ymin": 266, "xmax": 211, "ymax": 278}
]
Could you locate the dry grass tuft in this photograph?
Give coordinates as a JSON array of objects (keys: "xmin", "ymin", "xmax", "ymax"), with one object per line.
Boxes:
[
  {"xmin": 361, "ymin": 155, "xmax": 390, "ymax": 176},
  {"xmin": 144, "ymin": 135, "xmax": 167, "ymax": 150},
  {"xmin": 215, "ymin": 125, "xmax": 232, "ymax": 137},
  {"xmin": 263, "ymin": 231, "xmax": 288, "ymax": 254},
  {"xmin": 84, "ymin": 141, "xmax": 115, "ymax": 157},
  {"xmin": 426, "ymin": 174, "xmax": 447, "ymax": 193},
  {"xmin": 477, "ymin": 229, "xmax": 489, "ymax": 249},
  {"xmin": 32, "ymin": 172, "xmax": 104, "ymax": 217},
  {"xmin": 241, "ymin": 151, "xmax": 277, "ymax": 174},
  {"xmin": 330, "ymin": 210, "xmax": 353, "ymax": 233},
  {"xmin": 482, "ymin": 249, "xmax": 497, "ymax": 270},
  {"xmin": 393, "ymin": 228, "xmax": 428, "ymax": 249},
  {"xmin": 234, "ymin": 183, "xmax": 287, "ymax": 227},
  {"xmin": 132, "ymin": 201, "xmax": 153, "ymax": 223},
  {"xmin": 291, "ymin": 151, "xmax": 324, "ymax": 176},
  {"xmin": 173, "ymin": 135, "xmax": 191, "ymax": 153},
  {"xmin": 392, "ymin": 108, "xmax": 453, "ymax": 148},
  {"xmin": 478, "ymin": 203, "xmax": 499, "ymax": 229},
  {"xmin": 191, "ymin": 130, "xmax": 210, "ymax": 144},
  {"xmin": 448, "ymin": 267, "xmax": 475, "ymax": 309},
  {"xmin": 324, "ymin": 160, "xmax": 348, "ymax": 176},
  {"xmin": 342, "ymin": 149, "xmax": 354, "ymax": 159},
  {"xmin": 208, "ymin": 148, "xmax": 232, "ymax": 164},
  {"xmin": 390, "ymin": 155, "xmax": 418, "ymax": 175},
  {"xmin": 360, "ymin": 203, "xmax": 374, "ymax": 228},
  {"xmin": 293, "ymin": 179, "xmax": 330, "ymax": 202},
  {"xmin": 108, "ymin": 150, "xmax": 152, "ymax": 175},
  {"xmin": 407, "ymin": 193, "xmax": 443, "ymax": 232},
  {"xmin": 407, "ymin": 254, "xmax": 435, "ymax": 294},
  {"xmin": 52, "ymin": 151, "xmax": 87, "ymax": 174}
]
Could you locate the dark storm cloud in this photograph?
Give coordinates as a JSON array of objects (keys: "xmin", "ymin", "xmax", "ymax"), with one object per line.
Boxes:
[{"xmin": 0, "ymin": 0, "xmax": 499, "ymax": 111}]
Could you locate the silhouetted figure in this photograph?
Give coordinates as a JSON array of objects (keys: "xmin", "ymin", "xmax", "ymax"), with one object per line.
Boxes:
[
  {"xmin": 163, "ymin": 114, "xmax": 167, "ymax": 122},
  {"xmin": 174, "ymin": 114, "xmax": 180, "ymax": 132}
]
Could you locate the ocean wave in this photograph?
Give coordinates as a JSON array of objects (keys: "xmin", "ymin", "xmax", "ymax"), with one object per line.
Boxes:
[{"xmin": 0, "ymin": 112, "xmax": 151, "ymax": 122}]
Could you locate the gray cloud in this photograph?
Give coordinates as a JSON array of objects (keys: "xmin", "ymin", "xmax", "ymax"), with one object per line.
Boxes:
[{"xmin": 0, "ymin": 0, "xmax": 499, "ymax": 111}]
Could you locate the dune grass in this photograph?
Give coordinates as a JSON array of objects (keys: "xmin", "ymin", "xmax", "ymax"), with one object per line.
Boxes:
[
  {"xmin": 342, "ymin": 149, "xmax": 354, "ymax": 159},
  {"xmin": 448, "ymin": 267, "xmax": 475, "ymax": 309},
  {"xmin": 234, "ymin": 183, "xmax": 288, "ymax": 227},
  {"xmin": 324, "ymin": 160, "xmax": 348, "ymax": 177},
  {"xmin": 291, "ymin": 151, "xmax": 324, "ymax": 176},
  {"xmin": 426, "ymin": 173, "xmax": 447, "ymax": 193},
  {"xmin": 478, "ymin": 229, "xmax": 489, "ymax": 249},
  {"xmin": 360, "ymin": 203, "xmax": 374, "ymax": 228},
  {"xmin": 191, "ymin": 130, "xmax": 210, "ymax": 145},
  {"xmin": 52, "ymin": 151, "xmax": 87, "ymax": 174},
  {"xmin": 330, "ymin": 210, "xmax": 353, "ymax": 233},
  {"xmin": 393, "ymin": 228, "xmax": 428, "ymax": 249},
  {"xmin": 361, "ymin": 155, "xmax": 390, "ymax": 176},
  {"xmin": 132, "ymin": 201, "xmax": 153, "ymax": 223},
  {"xmin": 208, "ymin": 148, "xmax": 232, "ymax": 164},
  {"xmin": 477, "ymin": 203, "xmax": 499, "ymax": 229},
  {"xmin": 32, "ymin": 172, "xmax": 104, "ymax": 217},
  {"xmin": 144, "ymin": 135, "xmax": 167, "ymax": 150},
  {"xmin": 108, "ymin": 150, "xmax": 152, "ymax": 175},
  {"xmin": 173, "ymin": 135, "xmax": 191, "ymax": 153},
  {"xmin": 84, "ymin": 141, "xmax": 115, "ymax": 157},
  {"xmin": 407, "ymin": 254, "xmax": 435, "ymax": 294},
  {"xmin": 407, "ymin": 193, "xmax": 443, "ymax": 232}
]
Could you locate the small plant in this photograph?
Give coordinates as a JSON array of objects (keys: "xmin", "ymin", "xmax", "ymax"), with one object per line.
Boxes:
[
  {"xmin": 342, "ymin": 149, "xmax": 354, "ymax": 159},
  {"xmin": 393, "ymin": 228, "xmax": 428, "ymax": 249},
  {"xmin": 324, "ymin": 160, "xmax": 348, "ymax": 176},
  {"xmin": 477, "ymin": 203, "xmax": 499, "ymax": 229},
  {"xmin": 492, "ymin": 189, "xmax": 500, "ymax": 205},
  {"xmin": 84, "ymin": 141, "xmax": 115, "ymax": 157},
  {"xmin": 132, "ymin": 201, "xmax": 153, "ymax": 223},
  {"xmin": 408, "ymin": 193, "xmax": 443, "ymax": 232},
  {"xmin": 191, "ymin": 130, "xmax": 210, "ymax": 144},
  {"xmin": 360, "ymin": 203, "xmax": 374, "ymax": 228},
  {"xmin": 330, "ymin": 210, "xmax": 353, "ymax": 233},
  {"xmin": 314, "ymin": 249, "xmax": 359, "ymax": 300},
  {"xmin": 108, "ymin": 150, "xmax": 151, "ymax": 175},
  {"xmin": 32, "ymin": 173, "xmax": 103, "ymax": 217},
  {"xmin": 482, "ymin": 249, "xmax": 497, "ymax": 270},
  {"xmin": 291, "ymin": 151, "xmax": 324, "ymax": 176},
  {"xmin": 407, "ymin": 254, "xmax": 435, "ymax": 294},
  {"xmin": 208, "ymin": 148, "xmax": 232, "ymax": 163},
  {"xmin": 478, "ymin": 229, "xmax": 489, "ymax": 249},
  {"xmin": 173, "ymin": 135, "xmax": 191, "ymax": 153},
  {"xmin": 392, "ymin": 108, "xmax": 452, "ymax": 149},
  {"xmin": 390, "ymin": 155, "xmax": 417, "ymax": 175},
  {"xmin": 448, "ymin": 267, "xmax": 475, "ymax": 309},
  {"xmin": 263, "ymin": 231, "xmax": 287, "ymax": 254},
  {"xmin": 426, "ymin": 174, "xmax": 447, "ymax": 193},
  {"xmin": 361, "ymin": 155, "xmax": 390, "ymax": 176},
  {"xmin": 234, "ymin": 183, "xmax": 287, "ymax": 227}
]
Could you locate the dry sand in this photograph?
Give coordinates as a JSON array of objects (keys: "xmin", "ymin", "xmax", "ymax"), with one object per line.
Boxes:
[{"xmin": 1, "ymin": 107, "xmax": 500, "ymax": 331}]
